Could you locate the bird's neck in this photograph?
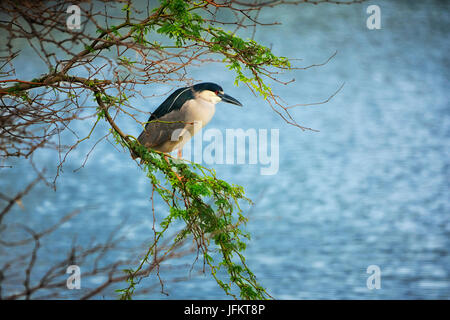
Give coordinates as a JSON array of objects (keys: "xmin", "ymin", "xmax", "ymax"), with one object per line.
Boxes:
[
  {"xmin": 187, "ymin": 98, "xmax": 216, "ymax": 128},
  {"xmin": 195, "ymin": 90, "xmax": 221, "ymax": 104}
]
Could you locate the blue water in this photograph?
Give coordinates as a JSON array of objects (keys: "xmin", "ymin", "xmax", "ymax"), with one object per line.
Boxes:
[{"xmin": 1, "ymin": 0, "xmax": 449, "ymax": 299}]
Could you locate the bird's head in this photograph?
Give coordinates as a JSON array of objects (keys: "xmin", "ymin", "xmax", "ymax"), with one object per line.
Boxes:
[{"xmin": 193, "ymin": 82, "xmax": 243, "ymax": 107}]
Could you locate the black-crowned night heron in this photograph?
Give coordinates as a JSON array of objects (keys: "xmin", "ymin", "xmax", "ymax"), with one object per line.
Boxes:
[{"xmin": 134, "ymin": 82, "xmax": 242, "ymax": 159}]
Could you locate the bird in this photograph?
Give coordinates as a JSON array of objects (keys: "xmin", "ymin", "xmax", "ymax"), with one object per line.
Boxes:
[{"xmin": 133, "ymin": 82, "xmax": 242, "ymax": 160}]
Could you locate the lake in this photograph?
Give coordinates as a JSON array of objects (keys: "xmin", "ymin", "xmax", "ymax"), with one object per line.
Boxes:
[{"xmin": 0, "ymin": 0, "xmax": 448, "ymax": 299}]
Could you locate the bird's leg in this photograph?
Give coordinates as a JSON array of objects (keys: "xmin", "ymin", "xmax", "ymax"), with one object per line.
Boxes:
[
  {"xmin": 177, "ymin": 148, "xmax": 182, "ymax": 159},
  {"xmin": 163, "ymin": 154, "xmax": 183, "ymax": 182}
]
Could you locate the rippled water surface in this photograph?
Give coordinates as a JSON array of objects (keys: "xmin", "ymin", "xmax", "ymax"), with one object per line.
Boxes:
[{"xmin": 1, "ymin": 0, "xmax": 449, "ymax": 299}]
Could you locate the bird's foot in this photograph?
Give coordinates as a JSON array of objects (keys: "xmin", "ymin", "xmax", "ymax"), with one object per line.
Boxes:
[{"xmin": 164, "ymin": 154, "xmax": 183, "ymax": 182}]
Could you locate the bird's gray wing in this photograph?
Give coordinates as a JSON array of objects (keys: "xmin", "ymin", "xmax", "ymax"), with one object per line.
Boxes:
[
  {"xmin": 136, "ymin": 86, "xmax": 195, "ymax": 154},
  {"xmin": 137, "ymin": 108, "xmax": 191, "ymax": 149}
]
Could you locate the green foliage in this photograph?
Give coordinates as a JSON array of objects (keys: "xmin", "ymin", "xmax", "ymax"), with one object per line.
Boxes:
[
  {"xmin": 117, "ymin": 56, "xmax": 136, "ymax": 66},
  {"xmin": 91, "ymin": 84, "xmax": 271, "ymax": 299},
  {"xmin": 109, "ymin": 135, "xmax": 272, "ymax": 300},
  {"xmin": 96, "ymin": 0, "xmax": 294, "ymax": 300},
  {"xmin": 123, "ymin": 0, "xmax": 290, "ymax": 98},
  {"xmin": 209, "ymin": 28, "xmax": 291, "ymax": 96},
  {"xmin": 155, "ymin": 0, "xmax": 204, "ymax": 47},
  {"xmin": 83, "ymin": 44, "xmax": 96, "ymax": 53}
]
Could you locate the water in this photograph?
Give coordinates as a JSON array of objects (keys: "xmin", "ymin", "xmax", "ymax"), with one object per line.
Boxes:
[{"xmin": 0, "ymin": 0, "xmax": 449, "ymax": 299}]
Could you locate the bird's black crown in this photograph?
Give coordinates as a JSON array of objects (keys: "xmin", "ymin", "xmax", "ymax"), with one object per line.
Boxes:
[{"xmin": 192, "ymin": 82, "xmax": 223, "ymax": 93}]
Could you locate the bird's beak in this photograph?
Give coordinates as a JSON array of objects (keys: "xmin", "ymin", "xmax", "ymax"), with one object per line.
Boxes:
[{"xmin": 218, "ymin": 92, "xmax": 243, "ymax": 107}]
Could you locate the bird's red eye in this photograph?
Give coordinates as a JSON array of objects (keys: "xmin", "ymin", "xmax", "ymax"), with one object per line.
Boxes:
[{"xmin": 215, "ymin": 91, "xmax": 219, "ymax": 95}]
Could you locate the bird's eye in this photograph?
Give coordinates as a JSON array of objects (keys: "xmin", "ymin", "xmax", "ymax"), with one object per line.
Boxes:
[{"xmin": 215, "ymin": 91, "xmax": 219, "ymax": 95}]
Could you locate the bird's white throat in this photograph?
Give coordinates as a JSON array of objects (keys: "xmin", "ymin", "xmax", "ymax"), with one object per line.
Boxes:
[
  {"xmin": 195, "ymin": 90, "xmax": 222, "ymax": 104},
  {"xmin": 183, "ymin": 97, "xmax": 216, "ymax": 130}
]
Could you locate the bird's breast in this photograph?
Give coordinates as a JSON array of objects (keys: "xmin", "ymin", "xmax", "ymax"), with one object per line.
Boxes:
[{"xmin": 183, "ymin": 99, "xmax": 216, "ymax": 130}]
